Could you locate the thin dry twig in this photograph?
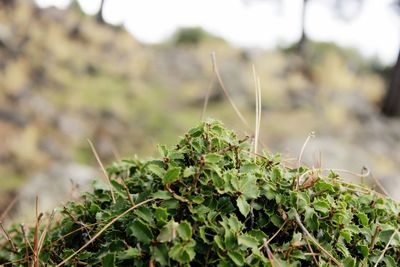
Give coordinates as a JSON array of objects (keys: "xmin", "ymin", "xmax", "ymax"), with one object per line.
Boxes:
[
  {"xmin": 20, "ymin": 223, "xmax": 33, "ymax": 265},
  {"xmin": 295, "ymin": 131, "xmax": 315, "ymax": 190},
  {"xmin": 211, "ymin": 52, "xmax": 249, "ymax": 128},
  {"xmin": 0, "ymin": 194, "xmax": 19, "ymax": 221},
  {"xmin": 201, "ymin": 69, "xmax": 216, "ymax": 121},
  {"xmin": 33, "ymin": 196, "xmax": 43, "ymax": 267},
  {"xmin": 37, "ymin": 210, "xmax": 56, "ymax": 257},
  {"xmin": 294, "ymin": 211, "xmax": 343, "ymax": 267},
  {"xmin": 0, "ymin": 220, "xmax": 16, "ymax": 252},
  {"xmin": 252, "ymin": 65, "xmax": 262, "ymax": 161},
  {"xmin": 374, "ymin": 230, "xmax": 398, "ymax": 267},
  {"xmin": 87, "ymin": 139, "xmax": 116, "ymax": 204},
  {"xmin": 368, "ymin": 169, "xmax": 390, "ymax": 197},
  {"xmin": 55, "ymin": 198, "xmax": 157, "ymax": 266}
]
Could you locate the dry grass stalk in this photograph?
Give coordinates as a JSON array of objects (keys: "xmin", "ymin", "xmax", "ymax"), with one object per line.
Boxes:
[{"xmin": 87, "ymin": 139, "xmax": 116, "ymax": 204}]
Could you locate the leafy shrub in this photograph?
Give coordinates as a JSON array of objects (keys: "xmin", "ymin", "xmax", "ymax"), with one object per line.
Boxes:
[
  {"xmin": 172, "ymin": 27, "xmax": 223, "ymax": 46},
  {"xmin": 0, "ymin": 120, "xmax": 399, "ymax": 266}
]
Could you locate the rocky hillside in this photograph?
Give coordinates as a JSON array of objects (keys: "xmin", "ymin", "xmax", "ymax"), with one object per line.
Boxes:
[{"xmin": 0, "ymin": 0, "xmax": 399, "ymax": 218}]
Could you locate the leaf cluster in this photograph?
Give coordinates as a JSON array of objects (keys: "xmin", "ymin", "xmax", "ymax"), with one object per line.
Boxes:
[{"xmin": 0, "ymin": 120, "xmax": 399, "ymax": 266}]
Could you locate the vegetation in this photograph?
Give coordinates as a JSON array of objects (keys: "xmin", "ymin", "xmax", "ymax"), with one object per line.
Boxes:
[{"xmin": 1, "ymin": 120, "xmax": 399, "ymax": 266}]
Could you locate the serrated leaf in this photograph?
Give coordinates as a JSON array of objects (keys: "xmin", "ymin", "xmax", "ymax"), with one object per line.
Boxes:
[
  {"xmin": 152, "ymin": 243, "xmax": 169, "ymax": 266},
  {"xmin": 313, "ymin": 199, "xmax": 330, "ymax": 214},
  {"xmin": 227, "ymin": 251, "xmax": 245, "ymax": 266},
  {"xmin": 157, "ymin": 144, "xmax": 168, "ymax": 157},
  {"xmin": 102, "ymin": 253, "xmax": 115, "ymax": 267},
  {"xmin": 183, "ymin": 166, "xmax": 196, "ymax": 177},
  {"xmin": 129, "ymin": 220, "xmax": 154, "ymax": 244},
  {"xmin": 205, "ymin": 153, "xmax": 223, "ymax": 164},
  {"xmin": 357, "ymin": 212, "xmax": 368, "ymax": 226},
  {"xmin": 177, "ymin": 221, "xmax": 192, "ymax": 241},
  {"xmin": 343, "ymin": 256, "xmax": 356, "ymax": 267},
  {"xmin": 163, "ymin": 167, "xmax": 181, "ymax": 184},
  {"xmin": 357, "ymin": 245, "xmax": 369, "ymax": 258},
  {"xmin": 117, "ymin": 247, "xmax": 140, "ymax": 260},
  {"xmin": 383, "ymin": 255, "xmax": 397, "ymax": 267},
  {"xmin": 238, "ymin": 234, "xmax": 258, "ymax": 249},
  {"xmin": 157, "ymin": 220, "xmax": 179, "ymax": 242},
  {"xmin": 270, "ymin": 214, "xmax": 283, "ymax": 227},
  {"xmin": 148, "ymin": 164, "xmax": 165, "ymax": 178},
  {"xmin": 152, "ymin": 190, "xmax": 172, "ymax": 200},
  {"xmin": 237, "ymin": 195, "xmax": 250, "ymax": 217}
]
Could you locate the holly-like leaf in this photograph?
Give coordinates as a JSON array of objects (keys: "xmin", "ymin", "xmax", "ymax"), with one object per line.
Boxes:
[
  {"xmin": 177, "ymin": 221, "xmax": 192, "ymax": 241},
  {"xmin": 102, "ymin": 253, "xmax": 115, "ymax": 267},
  {"xmin": 163, "ymin": 167, "xmax": 181, "ymax": 184},
  {"xmin": 129, "ymin": 220, "xmax": 154, "ymax": 244},
  {"xmin": 157, "ymin": 220, "xmax": 179, "ymax": 243},
  {"xmin": 237, "ymin": 195, "xmax": 250, "ymax": 217}
]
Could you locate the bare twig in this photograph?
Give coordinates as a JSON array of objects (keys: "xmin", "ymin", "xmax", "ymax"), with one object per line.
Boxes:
[
  {"xmin": 0, "ymin": 220, "xmax": 16, "ymax": 252},
  {"xmin": 211, "ymin": 52, "xmax": 249, "ymax": 128},
  {"xmin": 294, "ymin": 211, "xmax": 343, "ymax": 267},
  {"xmin": 201, "ymin": 69, "xmax": 216, "ymax": 121},
  {"xmin": 55, "ymin": 198, "xmax": 157, "ymax": 266},
  {"xmin": 252, "ymin": 65, "xmax": 262, "ymax": 161},
  {"xmin": 374, "ymin": 230, "xmax": 398, "ymax": 267},
  {"xmin": 87, "ymin": 139, "xmax": 116, "ymax": 203},
  {"xmin": 33, "ymin": 196, "xmax": 43, "ymax": 267},
  {"xmin": 0, "ymin": 194, "xmax": 19, "ymax": 221},
  {"xmin": 295, "ymin": 132, "xmax": 315, "ymax": 190},
  {"xmin": 367, "ymin": 169, "xmax": 389, "ymax": 197},
  {"xmin": 37, "ymin": 210, "xmax": 56, "ymax": 256}
]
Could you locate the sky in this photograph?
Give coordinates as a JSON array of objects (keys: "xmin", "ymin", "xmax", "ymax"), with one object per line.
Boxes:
[{"xmin": 36, "ymin": 0, "xmax": 400, "ymax": 65}]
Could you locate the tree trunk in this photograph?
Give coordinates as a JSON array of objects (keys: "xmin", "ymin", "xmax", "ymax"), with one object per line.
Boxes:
[
  {"xmin": 382, "ymin": 49, "xmax": 400, "ymax": 117},
  {"xmin": 296, "ymin": 0, "xmax": 309, "ymax": 55},
  {"xmin": 96, "ymin": 0, "xmax": 105, "ymax": 24}
]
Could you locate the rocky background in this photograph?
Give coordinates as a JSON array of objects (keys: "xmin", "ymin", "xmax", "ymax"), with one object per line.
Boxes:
[{"xmin": 0, "ymin": 0, "xmax": 399, "ymax": 222}]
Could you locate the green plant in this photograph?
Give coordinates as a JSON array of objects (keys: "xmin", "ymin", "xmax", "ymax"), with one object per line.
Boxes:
[{"xmin": 0, "ymin": 120, "xmax": 399, "ymax": 266}]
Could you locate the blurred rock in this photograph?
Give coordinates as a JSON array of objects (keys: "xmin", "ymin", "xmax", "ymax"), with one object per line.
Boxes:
[{"xmin": 18, "ymin": 162, "xmax": 98, "ymax": 215}]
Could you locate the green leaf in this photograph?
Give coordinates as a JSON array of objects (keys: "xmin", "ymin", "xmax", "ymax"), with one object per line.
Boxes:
[
  {"xmin": 152, "ymin": 243, "xmax": 169, "ymax": 266},
  {"xmin": 357, "ymin": 245, "xmax": 369, "ymax": 258},
  {"xmin": 163, "ymin": 167, "xmax": 181, "ymax": 184},
  {"xmin": 238, "ymin": 234, "xmax": 258, "ymax": 249},
  {"xmin": 157, "ymin": 220, "xmax": 179, "ymax": 242},
  {"xmin": 157, "ymin": 144, "xmax": 168, "ymax": 157},
  {"xmin": 177, "ymin": 221, "xmax": 192, "ymax": 241},
  {"xmin": 270, "ymin": 214, "xmax": 283, "ymax": 227},
  {"xmin": 183, "ymin": 166, "xmax": 196, "ymax": 177},
  {"xmin": 340, "ymin": 230, "xmax": 352, "ymax": 243},
  {"xmin": 169, "ymin": 240, "xmax": 196, "ymax": 263},
  {"xmin": 129, "ymin": 220, "xmax": 154, "ymax": 244},
  {"xmin": 227, "ymin": 251, "xmax": 245, "ymax": 266},
  {"xmin": 205, "ymin": 153, "xmax": 223, "ymax": 164},
  {"xmin": 148, "ymin": 164, "xmax": 166, "ymax": 178},
  {"xmin": 357, "ymin": 212, "xmax": 368, "ymax": 226},
  {"xmin": 117, "ymin": 247, "xmax": 140, "ymax": 260},
  {"xmin": 343, "ymin": 256, "xmax": 356, "ymax": 267},
  {"xmin": 383, "ymin": 255, "xmax": 397, "ymax": 267},
  {"xmin": 313, "ymin": 199, "xmax": 330, "ymax": 214},
  {"xmin": 237, "ymin": 195, "xmax": 250, "ymax": 217},
  {"xmin": 102, "ymin": 253, "xmax": 115, "ymax": 267},
  {"xmin": 152, "ymin": 190, "xmax": 172, "ymax": 200}
]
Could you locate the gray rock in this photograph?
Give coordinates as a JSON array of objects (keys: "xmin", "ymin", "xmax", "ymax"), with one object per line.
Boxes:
[{"xmin": 18, "ymin": 162, "xmax": 99, "ymax": 214}]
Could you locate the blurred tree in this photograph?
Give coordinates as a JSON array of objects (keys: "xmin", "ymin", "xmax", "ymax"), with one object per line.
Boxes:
[
  {"xmin": 382, "ymin": 51, "xmax": 400, "ymax": 116},
  {"xmin": 381, "ymin": 0, "xmax": 400, "ymax": 117},
  {"xmin": 96, "ymin": 0, "xmax": 106, "ymax": 24}
]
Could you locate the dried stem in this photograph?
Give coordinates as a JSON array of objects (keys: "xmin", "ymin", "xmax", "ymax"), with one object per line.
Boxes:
[
  {"xmin": 211, "ymin": 52, "xmax": 249, "ymax": 128},
  {"xmin": 374, "ymin": 230, "xmax": 398, "ymax": 267},
  {"xmin": 294, "ymin": 211, "xmax": 343, "ymax": 267},
  {"xmin": 55, "ymin": 198, "xmax": 157, "ymax": 266},
  {"xmin": 0, "ymin": 220, "xmax": 16, "ymax": 252},
  {"xmin": 87, "ymin": 139, "xmax": 116, "ymax": 203}
]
